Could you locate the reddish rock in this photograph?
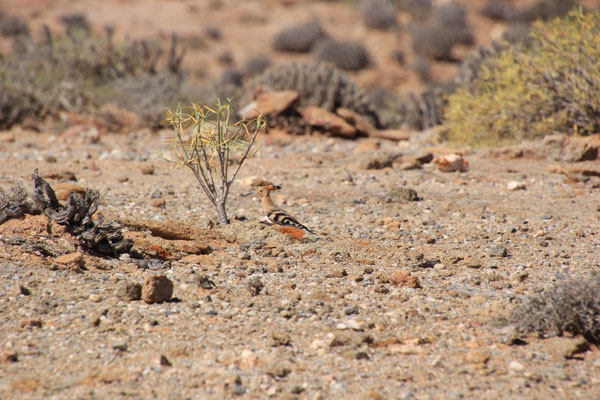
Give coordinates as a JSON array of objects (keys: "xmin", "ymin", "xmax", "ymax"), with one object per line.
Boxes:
[
  {"xmin": 53, "ymin": 183, "xmax": 87, "ymax": 202},
  {"xmin": 55, "ymin": 252, "xmax": 84, "ymax": 267},
  {"xmin": 390, "ymin": 269, "xmax": 420, "ymax": 288},
  {"xmin": 560, "ymin": 134, "xmax": 600, "ymax": 162},
  {"xmin": 336, "ymin": 108, "xmax": 376, "ymax": 135},
  {"xmin": 239, "ymin": 90, "xmax": 299, "ymax": 120},
  {"xmin": 433, "ymin": 154, "xmax": 469, "ymax": 172},
  {"xmin": 142, "ymin": 275, "xmax": 174, "ymax": 304},
  {"xmin": 368, "ymin": 129, "xmax": 412, "ymax": 141},
  {"xmin": 149, "ymin": 198, "xmax": 166, "ymax": 208},
  {"xmin": 300, "ymin": 106, "xmax": 357, "ymax": 138}
]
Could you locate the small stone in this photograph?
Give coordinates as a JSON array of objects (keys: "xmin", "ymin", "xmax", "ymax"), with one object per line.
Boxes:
[
  {"xmin": 4, "ymin": 352, "xmax": 18, "ymax": 363},
  {"xmin": 507, "ymin": 181, "xmax": 526, "ymax": 191},
  {"xmin": 433, "ymin": 154, "xmax": 469, "ymax": 172},
  {"xmin": 397, "ymin": 158, "xmax": 422, "ymax": 170},
  {"xmin": 390, "ymin": 269, "xmax": 421, "ymax": 288},
  {"xmin": 150, "ymin": 198, "xmax": 166, "ymax": 208},
  {"xmin": 271, "ymin": 330, "xmax": 292, "ymax": 346},
  {"xmin": 354, "ymin": 140, "xmax": 380, "ymax": 154},
  {"xmin": 465, "ymin": 350, "xmax": 490, "ymax": 367},
  {"xmin": 489, "ymin": 245, "xmax": 509, "ymax": 258},
  {"xmin": 88, "ymin": 294, "xmax": 102, "ymax": 303},
  {"xmin": 111, "ymin": 339, "xmax": 128, "ymax": 351},
  {"xmin": 344, "ymin": 306, "xmax": 359, "ymax": 315},
  {"xmin": 239, "ymin": 349, "xmax": 259, "ymax": 369},
  {"xmin": 140, "ymin": 164, "xmax": 155, "ymax": 175},
  {"xmin": 509, "ymin": 360, "xmax": 525, "ymax": 372},
  {"xmin": 20, "ymin": 319, "xmax": 43, "ymax": 328},
  {"xmin": 116, "ymin": 281, "xmax": 142, "ymax": 301},
  {"xmin": 159, "ymin": 355, "xmax": 172, "ymax": 366},
  {"xmin": 356, "ymin": 351, "xmax": 370, "ymax": 360},
  {"xmin": 327, "ymin": 269, "xmax": 347, "ymax": 278},
  {"xmin": 55, "ymin": 252, "xmax": 84, "ymax": 267},
  {"xmin": 43, "ymin": 154, "xmax": 57, "ymax": 163},
  {"xmin": 142, "ymin": 275, "xmax": 174, "ymax": 304},
  {"xmin": 247, "ymin": 276, "xmax": 264, "ymax": 296}
]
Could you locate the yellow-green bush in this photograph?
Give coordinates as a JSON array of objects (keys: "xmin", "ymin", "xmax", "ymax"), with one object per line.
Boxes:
[{"xmin": 445, "ymin": 9, "xmax": 600, "ymax": 146}]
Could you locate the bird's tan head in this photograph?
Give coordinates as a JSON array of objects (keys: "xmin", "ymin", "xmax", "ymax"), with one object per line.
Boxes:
[{"xmin": 256, "ymin": 184, "xmax": 281, "ymax": 197}]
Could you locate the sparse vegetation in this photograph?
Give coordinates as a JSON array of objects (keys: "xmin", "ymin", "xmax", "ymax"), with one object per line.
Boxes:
[
  {"xmin": 0, "ymin": 25, "xmax": 188, "ymax": 129},
  {"xmin": 243, "ymin": 54, "xmax": 272, "ymax": 78},
  {"xmin": 410, "ymin": 23, "xmax": 455, "ymax": 60},
  {"xmin": 445, "ymin": 9, "xmax": 600, "ymax": 146},
  {"xmin": 247, "ymin": 61, "xmax": 379, "ymax": 126},
  {"xmin": 359, "ymin": 0, "xmax": 397, "ymax": 30},
  {"xmin": 314, "ymin": 39, "xmax": 370, "ymax": 71},
  {"xmin": 510, "ymin": 274, "xmax": 600, "ymax": 341},
  {"xmin": 481, "ymin": 0, "xmax": 516, "ymax": 21},
  {"xmin": 162, "ymin": 100, "xmax": 265, "ymax": 225},
  {"xmin": 272, "ymin": 20, "xmax": 326, "ymax": 53}
]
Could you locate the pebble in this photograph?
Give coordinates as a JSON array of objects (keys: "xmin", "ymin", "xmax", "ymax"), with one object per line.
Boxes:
[
  {"xmin": 390, "ymin": 269, "xmax": 421, "ymax": 288},
  {"xmin": 507, "ymin": 181, "xmax": 527, "ymax": 191},
  {"xmin": 116, "ymin": 281, "xmax": 142, "ymax": 301},
  {"xmin": 509, "ymin": 360, "xmax": 525, "ymax": 372},
  {"xmin": 142, "ymin": 275, "xmax": 174, "ymax": 304}
]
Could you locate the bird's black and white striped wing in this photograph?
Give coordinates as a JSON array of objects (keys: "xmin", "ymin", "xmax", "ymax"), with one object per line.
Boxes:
[{"xmin": 267, "ymin": 208, "xmax": 313, "ymax": 234}]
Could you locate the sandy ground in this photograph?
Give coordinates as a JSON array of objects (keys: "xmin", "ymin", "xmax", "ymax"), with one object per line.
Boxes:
[{"xmin": 2, "ymin": 1, "xmax": 600, "ymax": 399}]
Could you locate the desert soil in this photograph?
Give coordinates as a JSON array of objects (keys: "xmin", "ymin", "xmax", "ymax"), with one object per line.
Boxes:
[{"xmin": 2, "ymin": 0, "xmax": 600, "ymax": 399}]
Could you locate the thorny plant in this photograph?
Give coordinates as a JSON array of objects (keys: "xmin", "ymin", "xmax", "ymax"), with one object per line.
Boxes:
[{"xmin": 162, "ymin": 99, "xmax": 265, "ymax": 225}]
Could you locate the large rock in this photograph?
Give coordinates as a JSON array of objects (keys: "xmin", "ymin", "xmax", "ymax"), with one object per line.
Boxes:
[
  {"xmin": 300, "ymin": 106, "xmax": 357, "ymax": 138},
  {"xmin": 142, "ymin": 275, "xmax": 173, "ymax": 304},
  {"xmin": 239, "ymin": 90, "xmax": 299, "ymax": 120},
  {"xmin": 336, "ymin": 108, "xmax": 376, "ymax": 135}
]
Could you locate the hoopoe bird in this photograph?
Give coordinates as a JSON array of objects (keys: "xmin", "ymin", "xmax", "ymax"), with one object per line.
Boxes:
[{"xmin": 256, "ymin": 184, "xmax": 314, "ymax": 234}]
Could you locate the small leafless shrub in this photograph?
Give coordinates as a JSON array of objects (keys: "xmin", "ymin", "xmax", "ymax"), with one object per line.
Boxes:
[
  {"xmin": 481, "ymin": 0, "xmax": 517, "ymax": 21},
  {"xmin": 243, "ymin": 54, "xmax": 272, "ymax": 78},
  {"xmin": 360, "ymin": 0, "xmax": 397, "ymax": 30},
  {"xmin": 510, "ymin": 274, "xmax": 600, "ymax": 341},
  {"xmin": 314, "ymin": 39, "xmax": 370, "ymax": 71},
  {"xmin": 412, "ymin": 56, "xmax": 431, "ymax": 82},
  {"xmin": 272, "ymin": 20, "xmax": 326, "ymax": 53},
  {"xmin": 410, "ymin": 23, "xmax": 454, "ymax": 60},
  {"xmin": 434, "ymin": 1, "xmax": 467, "ymax": 28},
  {"xmin": 0, "ymin": 14, "xmax": 30, "ymax": 37}
]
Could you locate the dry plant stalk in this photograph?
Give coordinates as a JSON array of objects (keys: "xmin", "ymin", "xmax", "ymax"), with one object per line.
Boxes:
[{"xmin": 162, "ymin": 100, "xmax": 265, "ymax": 224}]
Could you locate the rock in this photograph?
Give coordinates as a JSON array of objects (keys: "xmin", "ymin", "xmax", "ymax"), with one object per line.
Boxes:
[
  {"xmin": 336, "ymin": 108, "xmax": 376, "ymax": 135},
  {"xmin": 465, "ymin": 350, "xmax": 490, "ymax": 367},
  {"xmin": 433, "ymin": 154, "xmax": 469, "ymax": 172},
  {"xmin": 271, "ymin": 330, "xmax": 292, "ymax": 346},
  {"xmin": 300, "ymin": 106, "xmax": 357, "ymax": 138},
  {"xmin": 416, "ymin": 152, "xmax": 434, "ymax": 164},
  {"xmin": 55, "ymin": 252, "xmax": 84, "ymax": 267},
  {"xmin": 111, "ymin": 339, "xmax": 128, "ymax": 351},
  {"xmin": 239, "ymin": 349, "xmax": 259, "ymax": 369},
  {"xmin": 354, "ymin": 140, "xmax": 380, "ymax": 154},
  {"xmin": 53, "ymin": 183, "xmax": 87, "ymax": 201},
  {"xmin": 88, "ymin": 294, "xmax": 102, "ymax": 303},
  {"xmin": 142, "ymin": 275, "xmax": 174, "ymax": 304},
  {"xmin": 559, "ymin": 134, "xmax": 600, "ymax": 162},
  {"xmin": 386, "ymin": 187, "xmax": 420, "ymax": 202},
  {"xmin": 116, "ymin": 281, "xmax": 142, "ymax": 301},
  {"xmin": 98, "ymin": 104, "xmax": 140, "ymax": 132},
  {"xmin": 489, "ymin": 244, "xmax": 509, "ymax": 258},
  {"xmin": 507, "ymin": 181, "xmax": 526, "ymax": 191},
  {"xmin": 140, "ymin": 164, "xmax": 155, "ymax": 175},
  {"xmin": 159, "ymin": 355, "xmax": 172, "ymax": 367},
  {"xmin": 149, "ymin": 198, "xmax": 166, "ymax": 208},
  {"xmin": 544, "ymin": 336, "xmax": 589, "ymax": 360},
  {"xmin": 20, "ymin": 318, "xmax": 43, "ymax": 328},
  {"xmin": 368, "ymin": 129, "xmax": 412, "ymax": 141},
  {"xmin": 396, "ymin": 158, "xmax": 422, "ymax": 170},
  {"xmin": 247, "ymin": 276, "xmax": 264, "ymax": 296},
  {"xmin": 355, "ymin": 152, "xmax": 401, "ymax": 170},
  {"xmin": 390, "ymin": 269, "xmax": 421, "ymax": 288},
  {"xmin": 240, "ymin": 176, "xmax": 273, "ymax": 187},
  {"xmin": 508, "ymin": 360, "xmax": 524, "ymax": 372},
  {"xmin": 239, "ymin": 90, "xmax": 299, "ymax": 120}
]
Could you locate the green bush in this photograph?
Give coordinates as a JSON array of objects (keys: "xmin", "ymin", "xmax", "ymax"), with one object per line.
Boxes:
[{"xmin": 445, "ymin": 9, "xmax": 600, "ymax": 146}]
